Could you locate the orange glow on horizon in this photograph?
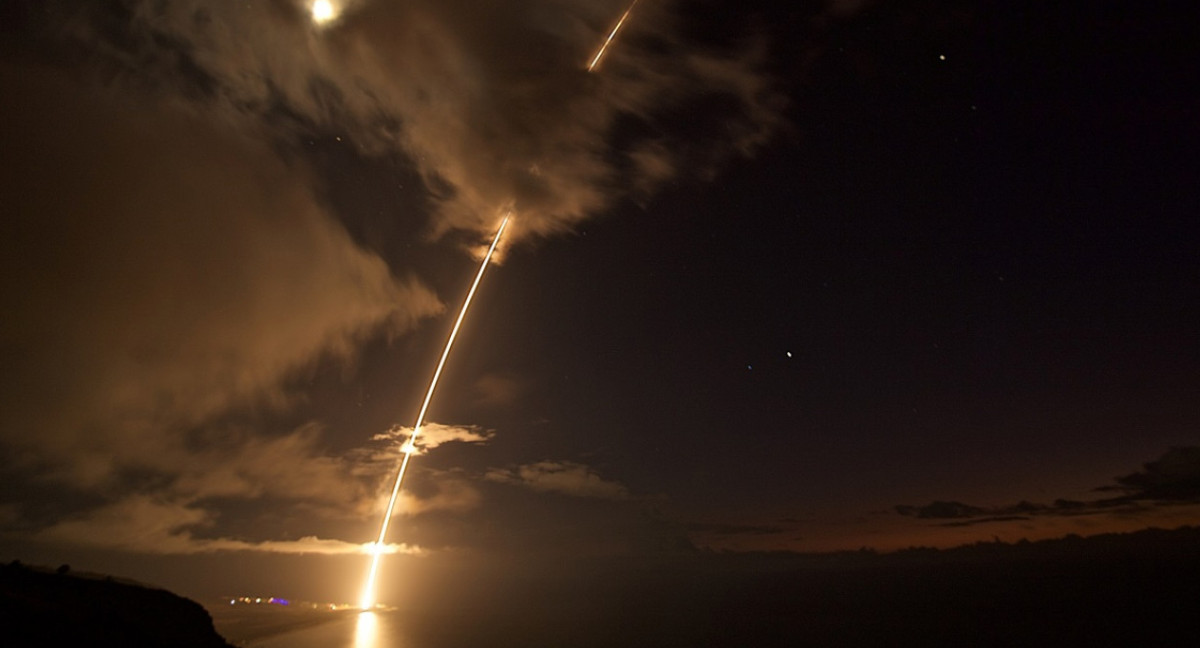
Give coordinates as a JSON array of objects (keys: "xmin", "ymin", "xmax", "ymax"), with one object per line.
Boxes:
[{"xmin": 687, "ymin": 503, "xmax": 1200, "ymax": 555}]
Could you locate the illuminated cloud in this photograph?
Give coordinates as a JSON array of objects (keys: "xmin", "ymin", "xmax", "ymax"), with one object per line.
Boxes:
[
  {"xmin": 33, "ymin": 495, "xmax": 420, "ymax": 555},
  {"xmin": 355, "ymin": 422, "xmax": 491, "ymax": 517},
  {"xmin": 214, "ymin": 537, "xmax": 421, "ymax": 556},
  {"xmin": 486, "ymin": 461, "xmax": 629, "ymax": 499},
  {"xmin": 0, "ymin": 62, "xmax": 441, "ymax": 490},
  {"xmin": 31, "ymin": 0, "xmax": 783, "ymax": 244},
  {"xmin": 0, "ymin": 57, "xmax": 446, "ymax": 556},
  {"xmin": 169, "ymin": 424, "xmax": 371, "ymax": 507},
  {"xmin": 370, "ymin": 422, "xmax": 494, "ymax": 456}
]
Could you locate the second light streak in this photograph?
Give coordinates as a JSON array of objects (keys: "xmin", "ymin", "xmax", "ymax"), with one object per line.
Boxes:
[{"xmin": 588, "ymin": 0, "xmax": 639, "ymax": 72}]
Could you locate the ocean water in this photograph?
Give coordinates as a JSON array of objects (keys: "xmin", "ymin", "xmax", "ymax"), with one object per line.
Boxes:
[
  {"xmin": 209, "ymin": 600, "xmax": 622, "ymax": 648},
  {"xmin": 205, "ymin": 537, "xmax": 1200, "ymax": 648},
  {"xmin": 207, "ymin": 594, "xmax": 695, "ymax": 648},
  {"xmin": 248, "ymin": 611, "xmax": 399, "ymax": 648},
  {"xmin": 212, "ymin": 606, "xmax": 416, "ymax": 648},
  {"xmin": 204, "ymin": 559, "xmax": 782, "ymax": 648}
]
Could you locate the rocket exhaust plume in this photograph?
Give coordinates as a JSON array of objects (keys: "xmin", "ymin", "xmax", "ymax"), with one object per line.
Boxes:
[
  {"xmin": 359, "ymin": 214, "xmax": 511, "ymax": 610},
  {"xmin": 588, "ymin": 0, "xmax": 640, "ymax": 72}
]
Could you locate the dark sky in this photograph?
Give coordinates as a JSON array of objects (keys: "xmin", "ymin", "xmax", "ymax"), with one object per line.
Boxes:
[{"xmin": 2, "ymin": 0, "xmax": 1198, "ymax": 604}]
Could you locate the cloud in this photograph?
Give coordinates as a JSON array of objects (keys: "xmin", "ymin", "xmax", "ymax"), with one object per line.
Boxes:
[
  {"xmin": 1102, "ymin": 446, "xmax": 1200, "ymax": 501},
  {"xmin": 486, "ymin": 461, "xmax": 629, "ymax": 499},
  {"xmin": 2, "ymin": 0, "xmax": 783, "ymax": 556},
  {"xmin": 0, "ymin": 59, "xmax": 440, "ymax": 479},
  {"xmin": 826, "ymin": 0, "xmax": 874, "ymax": 16},
  {"xmin": 33, "ymin": 496, "xmax": 211, "ymax": 554},
  {"xmin": 25, "ymin": 0, "xmax": 784, "ymax": 244},
  {"xmin": 353, "ymin": 424, "xmax": 493, "ymax": 517},
  {"xmin": 170, "ymin": 424, "xmax": 372, "ymax": 506},
  {"xmin": 896, "ymin": 447, "xmax": 1200, "ymax": 527},
  {"xmin": 934, "ymin": 516, "xmax": 1033, "ymax": 529},
  {"xmin": 472, "ymin": 373, "xmax": 523, "ymax": 408},
  {"xmin": 370, "ymin": 422, "xmax": 493, "ymax": 455},
  {"xmin": 895, "ymin": 497, "xmax": 1117, "ymax": 524},
  {"xmin": 31, "ymin": 494, "xmax": 420, "ymax": 555},
  {"xmin": 895, "ymin": 501, "xmax": 989, "ymax": 520},
  {"xmin": 208, "ymin": 536, "xmax": 420, "ymax": 556},
  {"xmin": 3, "ymin": 420, "xmax": 421, "ymax": 551},
  {"xmin": 396, "ymin": 474, "xmax": 483, "ymax": 516},
  {"xmin": 0, "ymin": 57, "xmax": 439, "ymax": 548},
  {"xmin": 687, "ymin": 522, "xmax": 788, "ymax": 536}
]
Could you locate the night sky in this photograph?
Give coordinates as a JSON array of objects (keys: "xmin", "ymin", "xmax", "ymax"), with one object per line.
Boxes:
[{"xmin": 2, "ymin": 0, "xmax": 1198, "ymax": 606}]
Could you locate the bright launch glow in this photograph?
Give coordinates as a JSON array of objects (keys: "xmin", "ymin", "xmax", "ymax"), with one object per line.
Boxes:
[
  {"xmin": 359, "ymin": 215, "xmax": 511, "ymax": 610},
  {"xmin": 588, "ymin": 0, "xmax": 640, "ymax": 72},
  {"xmin": 311, "ymin": 0, "xmax": 336, "ymax": 24}
]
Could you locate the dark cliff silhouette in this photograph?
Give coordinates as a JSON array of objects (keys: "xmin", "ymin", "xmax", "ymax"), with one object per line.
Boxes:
[{"xmin": 0, "ymin": 561, "xmax": 234, "ymax": 648}]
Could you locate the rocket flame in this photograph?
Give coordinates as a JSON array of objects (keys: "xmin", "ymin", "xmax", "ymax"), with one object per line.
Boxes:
[
  {"xmin": 359, "ymin": 214, "xmax": 510, "ymax": 610},
  {"xmin": 588, "ymin": 0, "xmax": 640, "ymax": 72}
]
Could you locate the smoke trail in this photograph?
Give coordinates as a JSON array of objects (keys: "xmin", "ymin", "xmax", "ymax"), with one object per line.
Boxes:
[
  {"xmin": 588, "ymin": 0, "xmax": 640, "ymax": 72},
  {"xmin": 359, "ymin": 214, "xmax": 510, "ymax": 610}
]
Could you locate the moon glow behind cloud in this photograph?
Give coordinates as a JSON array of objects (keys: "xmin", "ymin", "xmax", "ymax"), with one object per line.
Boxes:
[{"xmin": 312, "ymin": 0, "xmax": 336, "ymax": 25}]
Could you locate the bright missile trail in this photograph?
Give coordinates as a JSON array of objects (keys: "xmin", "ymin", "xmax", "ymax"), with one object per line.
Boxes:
[
  {"xmin": 359, "ymin": 214, "xmax": 511, "ymax": 610},
  {"xmin": 587, "ymin": 0, "xmax": 639, "ymax": 72}
]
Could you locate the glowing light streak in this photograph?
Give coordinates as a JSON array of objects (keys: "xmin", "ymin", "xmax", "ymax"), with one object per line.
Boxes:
[
  {"xmin": 359, "ymin": 215, "xmax": 510, "ymax": 610},
  {"xmin": 587, "ymin": 0, "xmax": 640, "ymax": 72}
]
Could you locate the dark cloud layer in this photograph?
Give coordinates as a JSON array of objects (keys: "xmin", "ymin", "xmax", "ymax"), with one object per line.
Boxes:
[
  {"xmin": 896, "ymin": 447, "xmax": 1200, "ymax": 527},
  {"xmin": 1105, "ymin": 446, "xmax": 1200, "ymax": 502},
  {"xmin": 687, "ymin": 522, "xmax": 787, "ymax": 536}
]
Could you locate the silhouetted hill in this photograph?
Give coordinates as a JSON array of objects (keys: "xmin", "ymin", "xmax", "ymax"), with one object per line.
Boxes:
[{"xmin": 0, "ymin": 561, "xmax": 234, "ymax": 648}]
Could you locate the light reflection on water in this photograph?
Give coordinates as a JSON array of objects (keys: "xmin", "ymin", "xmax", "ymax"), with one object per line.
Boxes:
[
  {"xmin": 214, "ymin": 606, "xmax": 409, "ymax": 648},
  {"xmin": 354, "ymin": 611, "xmax": 379, "ymax": 648}
]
